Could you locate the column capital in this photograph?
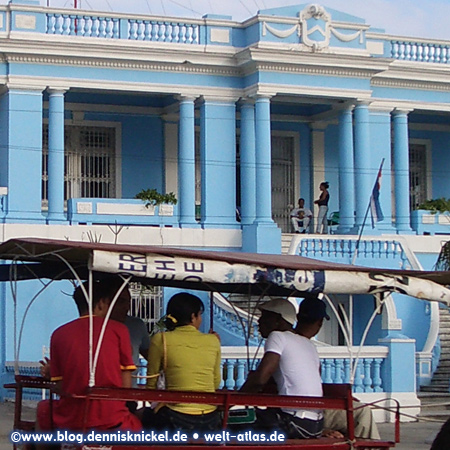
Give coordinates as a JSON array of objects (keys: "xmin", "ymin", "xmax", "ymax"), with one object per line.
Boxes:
[
  {"xmin": 354, "ymin": 100, "xmax": 371, "ymax": 108},
  {"xmin": 252, "ymin": 94, "xmax": 273, "ymax": 101},
  {"xmin": 176, "ymin": 94, "xmax": 198, "ymax": 103},
  {"xmin": 239, "ymin": 97, "xmax": 255, "ymax": 107},
  {"xmin": 368, "ymin": 104, "xmax": 394, "ymax": 114},
  {"xmin": 337, "ymin": 102, "xmax": 354, "ymax": 113},
  {"xmin": 392, "ymin": 108, "xmax": 413, "ymax": 115},
  {"xmin": 47, "ymin": 87, "xmax": 69, "ymax": 95}
]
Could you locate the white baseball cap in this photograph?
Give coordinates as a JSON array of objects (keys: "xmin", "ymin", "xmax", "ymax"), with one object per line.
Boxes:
[{"xmin": 258, "ymin": 298, "xmax": 298, "ymax": 325}]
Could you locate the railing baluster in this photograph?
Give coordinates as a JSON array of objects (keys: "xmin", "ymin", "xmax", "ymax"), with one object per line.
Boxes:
[
  {"xmin": 344, "ymin": 359, "xmax": 351, "ymax": 383},
  {"xmin": 143, "ymin": 21, "xmax": 151, "ymax": 41},
  {"xmin": 172, "ymin": 23, "xmax": 179, "ymax": 42},
  {"xmin": 322, "ymin": 359, "xmax": 333, "ymax": 384},
  {"xmin": 219, "ymin": 360, "xmax": 225, "ymax": 389},
  {"xmin": 373, "ymin": 358, "xmax": 383, "ymax": 392},
  {"xmin": 353, "ymin": 360, "xmax": 364, "ymax": 393},
  {"xmin": 334, "ymin": 359, "xmax": 344, "ymax": 383},
  {"xmin": 150, "ymin": 21, "xmax": 157, "ymax": 41},
  {"xmin": 138, "ymin": 20, "xmax": 145, "ymax": 40},
  {"xmin": 236, "ymin": 360, "xmax": 246, "ymax": 389},
  {"xmin": 225, "ymin": 359, "xmax": 236, "ymax": 390},
  {"xmin": 363, "ymin": 358, "xmax": 373, "ymax": 393}
]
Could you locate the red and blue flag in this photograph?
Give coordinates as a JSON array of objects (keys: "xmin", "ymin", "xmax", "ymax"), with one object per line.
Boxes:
[{"xmin": 370, "ymin": 161, "xmax": 384, "ymax": 227}]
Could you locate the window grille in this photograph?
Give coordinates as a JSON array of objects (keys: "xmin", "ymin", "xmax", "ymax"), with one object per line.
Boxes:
[
  {"xmin": 409, "ymin": 143, "xmax": 428, "ymax": 210},
  {"xmin": 42, "ymin": 125, "xmax": 116, "ymax": 206},
  {"xmin": 128, "ymin": 283, "xmax": 164, "ymax": 334}
]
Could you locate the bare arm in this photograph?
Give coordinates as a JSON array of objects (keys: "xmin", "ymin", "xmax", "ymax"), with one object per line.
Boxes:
[
  {"xmin": 240, "ymin": 352, "xmax": 280, "ymax": 393},
  {"xmin": 121, "ymin": 370, "xmax": 132, "ymax": 388}
]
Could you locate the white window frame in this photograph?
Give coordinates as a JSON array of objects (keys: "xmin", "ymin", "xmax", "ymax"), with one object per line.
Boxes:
[{"xmin": 409, "ymin": 138, "xmax": 432, "ymax": 207}]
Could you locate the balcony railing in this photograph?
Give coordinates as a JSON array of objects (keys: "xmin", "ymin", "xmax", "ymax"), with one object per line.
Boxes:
[
  {"xmin": 133, "ymin": 345, "xmax": 389, "ymax": 392},
  {"xmin": 292, "ymin": 237, "xmax": 412, "ymax": 269},
  {"xmin": 46, "ymin": 13, "xmax": 200, "ymax": 44},
  {"xmin": 390, "ymin": 40, "xmax": 450, "ymax": 63}
]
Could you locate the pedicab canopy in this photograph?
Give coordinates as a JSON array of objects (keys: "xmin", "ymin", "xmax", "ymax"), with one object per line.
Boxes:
[{"xmin": 1, "ymin": 237, "xmax": 450, "ymax": 305}]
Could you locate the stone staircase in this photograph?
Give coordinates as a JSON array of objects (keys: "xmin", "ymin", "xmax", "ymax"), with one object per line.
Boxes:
[
  {"xmin": 422, "ymin": 308, "xmax": 450, "ymax": 393},
  {"xmin": 419, "ymin": 308, "xmax": 450, "ymax": 421},
  {"xmin": 282, "ymin": 233, "xmax": 295, "ymax": 255},
  {"xmin": 418, "ymin": 392, "xmax": 450, "ymax": 421}
]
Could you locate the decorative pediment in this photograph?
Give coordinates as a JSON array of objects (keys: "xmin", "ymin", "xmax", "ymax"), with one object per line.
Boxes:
[
  {"xmin": 299, "ymin": 4, "xmax": 331, "ymax": 50},
  {"xmin": 261, "ymin": 4, "xmax": 365, "ymax": 52}
]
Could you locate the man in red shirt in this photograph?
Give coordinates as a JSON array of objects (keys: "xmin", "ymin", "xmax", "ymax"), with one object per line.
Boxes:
[{"xmin": 37, "ymin": 278, "xmax": 141, "ymax": 431}]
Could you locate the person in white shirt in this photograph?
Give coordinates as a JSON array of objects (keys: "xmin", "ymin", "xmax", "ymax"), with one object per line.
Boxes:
[
  {"xmin": 290, "ymin": 198, "xmax": 313, "ymax": 234},
  {"xmin": 241, "ymin": 297, "xmax": 380, "ymax": 441},
  {"xmin": 240, "ymin": 298, "xmax": 325, "ymax": 439}
]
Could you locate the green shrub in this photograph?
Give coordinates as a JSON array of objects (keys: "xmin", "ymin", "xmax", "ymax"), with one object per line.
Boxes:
[
  {"xmin": 417, "ymin": 198, "xmax": 450, "ymax": 214},
  {"xmin": 135, "ymin": 189, "xmax": 177, "ymax": 208}
]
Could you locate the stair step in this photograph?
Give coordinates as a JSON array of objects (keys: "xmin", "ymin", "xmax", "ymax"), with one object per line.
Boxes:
[
  {"xmin": 422, "ymin": 386, "xmax": 450, "ymax": 391},
  {"xmin": 418, "ymin": 411, "xmax": 450, "ymax": 419},
  {"xmin": 418, "ymin": 393, "xmax": 450, "ymax": 403}
]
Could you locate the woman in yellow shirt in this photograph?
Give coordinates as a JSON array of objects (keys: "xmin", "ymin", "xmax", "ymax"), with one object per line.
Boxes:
[{"xmin": 144, "ymin": 292, "xmax": 222, "ymax": 431}]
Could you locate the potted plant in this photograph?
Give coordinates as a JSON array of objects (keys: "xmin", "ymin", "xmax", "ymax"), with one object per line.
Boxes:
[
  {"xmin": 417, "ymin": 198, "xmax": 450, "ymax": 214},
  {"xmin": 412, "ymin": 198, "xmax": 450, "ymax": 234},
  {"xmin": 135, "ymin": 189, "xmax": 177, "ymax": 216}
]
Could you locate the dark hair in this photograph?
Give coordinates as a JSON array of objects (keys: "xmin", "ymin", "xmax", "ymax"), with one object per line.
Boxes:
[
  {"xmin": 73, "ymin": 280, "xmax": 101, "ymax": 316},
  {"xmin": 73, "ymin": 276, "xmax": 128, "ymax": 316},
  {"xmin": 164, "ymin": 293, "xmax": 204, "ymax": 331},
  {"xmin": 321, "ymin": 181, "xmax": 329, "ymax": 189},
  {"xmin": 299, "ymin": 198, "xmax": 305, "ymax": 202},
  {"xmin": 97, "ymin": 276, "xmax": 128, "ymax": 303}
]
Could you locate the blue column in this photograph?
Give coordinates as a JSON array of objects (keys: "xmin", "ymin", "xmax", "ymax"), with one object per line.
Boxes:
[
  {"xmin": 254, "ymin": 96, "xmax": 273, "ymax": 224},
  {"xmin": 337, "ymin": 106, "xmax": 355, "ymax": 233},
  {"xmin": 199, "ymin": 97, "xmax": 238, "ymax": 228},
  {"xmin": 393, "ymin": 110, "xmax": 412, "ymax": 232},
  {"xmin": 353, "ymin": 102, "xmax": 371, "ymax": 231},
  {"xmin": 47, "ymin": 89, "xmax": 66, "ymax": 223},
  {"xmin": 178, "ymin": 96, "xmax": 197, "ymax": 227},
  {"xmin": 241, "ymin": 95, "xmax": 281, "ymax": 254},
  {"xmin": 0, "ymin": 89, "xmax": 44, "ymax": 223},
  {"xmin": 239, "ymin": 100, "xmax": 256, "ymax": 225}
]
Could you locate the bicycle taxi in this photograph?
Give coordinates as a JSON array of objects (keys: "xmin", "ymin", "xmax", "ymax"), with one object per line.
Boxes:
[{"xmin": 2, "ymin": 237, "xmax": 450, "ymax": 449}]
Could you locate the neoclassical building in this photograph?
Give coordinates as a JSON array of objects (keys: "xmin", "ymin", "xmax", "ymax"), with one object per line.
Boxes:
[{"xmin": 1, "ymin": 0, "xmax": 450, "ymax": 416}]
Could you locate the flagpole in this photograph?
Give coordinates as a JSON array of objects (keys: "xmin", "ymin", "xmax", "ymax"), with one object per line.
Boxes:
[
  {"xmin": 351, "ymin": 158, "xmax": 385, "ymax": 265},
  {"xmin": 351, "ymin": 203, "xmax": 371, "ymax": 265}
]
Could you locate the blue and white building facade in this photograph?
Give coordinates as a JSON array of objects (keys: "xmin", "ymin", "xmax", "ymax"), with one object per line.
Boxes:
[{"xmin": 1, "ymin": 0, "xmax": 450, "ymax": 418}]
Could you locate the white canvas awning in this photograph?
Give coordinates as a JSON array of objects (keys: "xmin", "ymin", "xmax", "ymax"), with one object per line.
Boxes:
[{"xmin": 1, "ymin": 237, "xmax": 450, "ymax": 305}]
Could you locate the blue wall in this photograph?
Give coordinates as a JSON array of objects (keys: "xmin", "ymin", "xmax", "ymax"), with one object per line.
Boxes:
[
  {"xmin": 394, "ymin": 294, "xmax": 430, "ymax": 351},
  {"xmin": 352, "ymin": 294, "xmax": 383, "ymax": 346},
  {"xmin": 82, "ymin": 112, "xmax": 165, "ymax": 197},
  {"xmin": 4, "ymin": 279, "xmax": 78, "ymax": 361}
]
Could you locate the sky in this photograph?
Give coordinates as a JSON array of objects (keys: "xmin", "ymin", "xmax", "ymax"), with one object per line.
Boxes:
[{"xmin": 11, "ymin": 0, "xmax": 450, "ymax": 41}]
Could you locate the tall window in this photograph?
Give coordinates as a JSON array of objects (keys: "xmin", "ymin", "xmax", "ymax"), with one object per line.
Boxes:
[
  {"xmin": 271, "ymin": 135, "xmax": 295, "ymax": 232},
  {"xmin": 42, "ymin": 125, "xmax": 116, "ymax": 207},
  {"xmin": 409, "ymin": 143, "xmax": 428, "ymax": 210}
]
